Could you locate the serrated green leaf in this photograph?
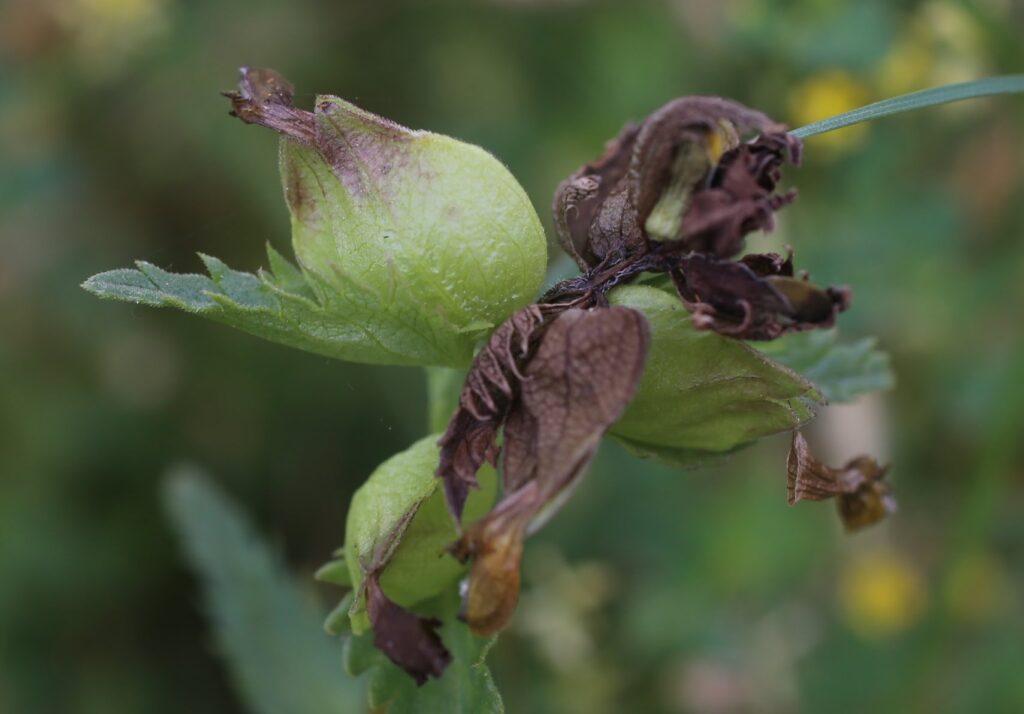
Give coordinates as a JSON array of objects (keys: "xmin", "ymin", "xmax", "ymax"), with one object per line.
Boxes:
[
  {"xmin": 343, "ymin": 627, "xmax": 383, "ymax": 678},
  {"xmin": 314, "ymin": 558, "xmax": 353, "ymax": 588},
  {"xmin": 264, "ymin": 242, "xmax": 316, "ymax": 298},
  {"xmin": 344, "ymin": 434, "xmax": 498, "ymax": 634},
  {"xmin": 755, "ymin": 329, "xmax": 895, "ymax": 403},
  {"xmin": 84, "ymin": 247, "xmax": 467, "ymax": 367},
  {"xmin": 324, "ymin": 592, "xmax": 354, "ymax": 636},
  {"xmin": 87, "ymin": 77, "xmax": 551, "ymax": 368},
  {"xmin": 608, "ymin": 285, "xmax": 821, "ymax": 455},
  {"xmin": 163, "ymin": 467, "xmax": 361, "ymax": 714}
]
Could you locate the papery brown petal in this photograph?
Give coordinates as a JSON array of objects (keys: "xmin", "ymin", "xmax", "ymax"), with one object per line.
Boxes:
[
  {"xmin": 666, "ymin": 132, "xmax": 801, "ymax": 257},
  {"xmin": 508, "ymin": 306, "xmax": 650, "ymax": 499},
  {"xmin": 365, "ymin": 572, "xmax": 451, "ymax": 685},
  {"xmin": 673, "ymin": 252, "xmax": 849, "ymax": 340},
  {"xmin": 787, "ymin": 432, "xmax": 895, "ymax": 531},
  {"xmin": 452, "ymin": 306, "xmax": 650, "ymax": 636},
  {"xmin": 787, "ymin": 431, "xmax": 866, "ymax": 503},
  {"xmin": 739, "ymin": 249, "xmax": 794, "ymax": 277},
  {"xmin": 436, "ymin": 305, "xmax": 549, "ymax": 521},
  {"xmin": 552, "ymin": 97, "xmax": 798, "ymax": 270},
  {"xmin": 630, "ymin": 98, "xmax": 789, "ymax": 221},
  {"xmin": 223, "ymin": 67, "xmax": 317, "ymax": 145},
  {"xmin": 553, "ymin": 124, "xmax": 641, "ymax": 270}
]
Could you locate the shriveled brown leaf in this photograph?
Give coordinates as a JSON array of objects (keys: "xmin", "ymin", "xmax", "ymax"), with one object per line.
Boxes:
[
  {"xmin": 673, "ymin": 252, "xmax": 850, "ymax": 340},
  {"xmin": 787, "ymin": 431, "xmax": 895, "ymax": 531},
  {"xmin": 365, "ymin": 572, "xmax": 451, "ymax": 685}
]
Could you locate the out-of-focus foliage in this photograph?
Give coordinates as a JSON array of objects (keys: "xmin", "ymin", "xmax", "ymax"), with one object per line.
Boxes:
[
  {"xmin": 163, "ymin": 468, "xmax": 362, "ymax": 714},
  {"xmin": 2, "ymin": 0, "xmax": 1023, "ymax": 713}
]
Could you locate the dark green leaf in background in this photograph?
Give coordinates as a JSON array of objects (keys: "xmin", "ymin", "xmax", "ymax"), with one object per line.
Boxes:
[{"xmin": 163, "ymin": 468, "xmax": 362, "ymax": 714}]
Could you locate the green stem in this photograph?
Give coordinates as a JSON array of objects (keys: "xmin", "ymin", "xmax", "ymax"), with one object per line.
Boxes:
[
  {"xmin": 791, "ymin": 75, "xmax": 1024, "ymax": 139},
  {"xmin": 425, "ymin": 367, "xmax": 466, "ymax": 434}
]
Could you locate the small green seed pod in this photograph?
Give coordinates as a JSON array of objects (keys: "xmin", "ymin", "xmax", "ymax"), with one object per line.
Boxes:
[{"xmin": 344, "ymin": 434, "xmax": 497, "ymax": 634}]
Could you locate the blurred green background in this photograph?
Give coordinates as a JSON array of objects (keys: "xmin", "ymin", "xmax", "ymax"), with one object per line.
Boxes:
[{"xmin": 2, "ymin": 0, "xmax": 1023, "ymax": 712}]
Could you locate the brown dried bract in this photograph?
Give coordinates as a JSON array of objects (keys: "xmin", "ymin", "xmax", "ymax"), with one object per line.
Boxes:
[
  {"xmin": 673, "ymin": 252, "xmax": 850, "ymax": 340},
  {"xmin": 451, "ymin": 307, "xmax": 649, "ymax": 635},
  {"xmin": 787, "ymin": 431, "xmax": 895, "ymax": 531},
  {"xmin": 365, "ymin": 572, "xmax": 451, "ymax": 685},
  {"xmin": 436, "ymin": 305, "xmax": 551, "ymax": 521}
]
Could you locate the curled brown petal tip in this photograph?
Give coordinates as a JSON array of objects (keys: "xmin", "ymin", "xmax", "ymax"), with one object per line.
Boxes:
[
  {"xmin": 673, "ymin": 252, "xmax": 849, "ymax": 340},
  {"xmin": 456, "ymin": 517, "xmax": 529, "ymax": 637},
  {"xmin": 365, "ymin": 573, "xmax": 451, "ymax": 686}
]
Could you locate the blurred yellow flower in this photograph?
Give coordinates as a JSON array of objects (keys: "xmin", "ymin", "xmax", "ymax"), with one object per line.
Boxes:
[
  {"xmin": 787, "ymin": 70, "xmax": 870, "ymax": 155},
  {"xmin": 838, "ymin": 549, "xmax": 928, "ymax": 639},
  {"xmin": 878, "ymin": 1, "xmax": 987, "ymax": 97},
  {"xmin": 55, "ymin": 0, "xmax": 167, "ymax": 76},
  {"xmin": 943, "ymin": 551, "xmax": 1014, "ymax": 624}
]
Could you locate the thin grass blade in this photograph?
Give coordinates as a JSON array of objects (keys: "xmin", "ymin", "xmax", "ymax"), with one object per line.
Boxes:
[{"xmin": 791, "ymin": 75, "xmax": 1024, "ymax": 139}]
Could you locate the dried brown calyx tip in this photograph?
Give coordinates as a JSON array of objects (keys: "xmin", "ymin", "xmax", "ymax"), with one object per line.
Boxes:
[
  {"xmin": 787, "ymin": 431, "xmax": 895, "ymax": 531},
  {"xmin": 222, "ymin": 66, "xmax": 316, "ymax": 145}
]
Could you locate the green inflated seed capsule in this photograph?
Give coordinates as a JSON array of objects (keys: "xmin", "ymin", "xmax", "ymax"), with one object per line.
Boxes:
[
  {"xmin": 608, "ymin": 285, "xmax": 822, "ymax": 459},
  {"xmin": 342, "ymin": 434, "xmax": 497, "ymax": 634}
]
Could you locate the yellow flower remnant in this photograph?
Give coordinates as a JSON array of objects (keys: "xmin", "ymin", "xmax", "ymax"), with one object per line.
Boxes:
[
  {"xmin": 878, "ymin": 1, "xmax": 987, "ymax": 98},
  {"xmin": 787, "ymin": 70, "xmax": 870, "ymax": 156},
  {"xmin": 838, "ymin": 549, "xmax": 928, "ymax": 640}
]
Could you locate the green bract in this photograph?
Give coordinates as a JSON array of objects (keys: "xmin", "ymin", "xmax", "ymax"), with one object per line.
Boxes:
[
  {"xmin": 280, "ymin": 96, "xmax": 547, "ymax": 367},
  {"xmin": 344, "ymin": 434, "xmax": 497, "ymax": 634},
  {"xmin": 607, "ymin": 285, "xmax": 822, "ymax": 461},
  {"xmin": 84, "ymin": 83, "xmax": 548, "ymax": 369}
]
